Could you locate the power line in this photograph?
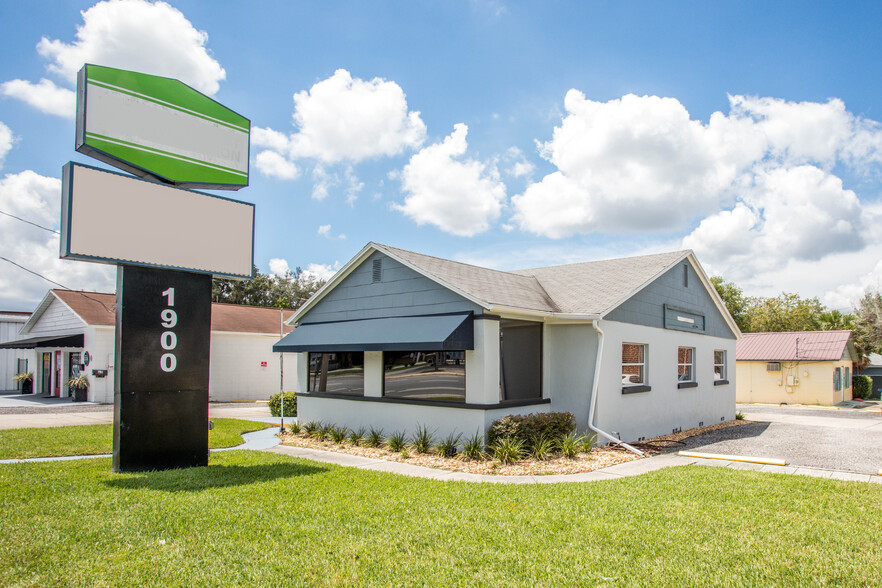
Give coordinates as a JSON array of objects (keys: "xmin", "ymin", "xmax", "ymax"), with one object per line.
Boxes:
[
  {"xmin": 0, "ymin": 210, "xmax": 60, "ymax": 234},
  {"xmin": 0, "ymin": 255, "xmax": 114, "ymax": 314}
]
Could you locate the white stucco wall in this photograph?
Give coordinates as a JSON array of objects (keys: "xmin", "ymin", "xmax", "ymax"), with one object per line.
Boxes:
[
  {"xmin": 208, "ymin": 332, "xmax": 298, "ymax": 402},
  {"xmin": 543, "ymin": 322, "xmax": 599, "ymax": 432},
  {"xmin": 593, "ymin": 320, "xmax": 736, "ymax": 442}
]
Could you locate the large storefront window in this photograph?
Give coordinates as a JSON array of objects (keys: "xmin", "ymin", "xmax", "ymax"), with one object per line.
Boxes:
[
  {"xmin": 308, "ymin": 352, "xmax": 365, "ymax": 396},
  {"xmin": 383, "ymin": 351, "xmax": 465, "ymax": 402}
]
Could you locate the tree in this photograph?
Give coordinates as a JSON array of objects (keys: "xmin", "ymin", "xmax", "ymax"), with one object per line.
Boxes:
[
  {"xmin": 212, "ymin": 265, "xmax": 326, "ymax": 310},
  {"xmin": 710, "ymin": 277, "xmax": 749, "ymax": 332},
  {"xmin": 853, "ymin": 289, "xmax": 882, "ymax": 369},
  {"xmin": 743, "ymin": 292, "xmax": 826, "ymax": 333},
  {"xmin": 816, "ymin": 309, "xmax": 856, "ymax": 332}
]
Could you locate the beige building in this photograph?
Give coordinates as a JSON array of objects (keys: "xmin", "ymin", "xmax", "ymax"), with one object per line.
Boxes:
[{"xmin": 736, "ymin": 330, "xmax": 856, "ymax": 405}]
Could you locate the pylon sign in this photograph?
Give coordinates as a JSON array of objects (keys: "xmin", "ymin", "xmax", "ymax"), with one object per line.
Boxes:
[{"xmin": 76, "ymin": 64, "xmax": 250, "ymax": 190}]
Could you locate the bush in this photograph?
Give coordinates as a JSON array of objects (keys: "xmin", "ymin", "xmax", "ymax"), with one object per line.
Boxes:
[
  {"xmin": 269, "ymin": 391, "xmax": 297, "ymax": 417},
  {"xmin": 852, "ymin": 375, "xmax": 872, "ymax": 399},
  {"xmin": 487, "ymin": 412, "xmax": 576, "ymax": 447}
]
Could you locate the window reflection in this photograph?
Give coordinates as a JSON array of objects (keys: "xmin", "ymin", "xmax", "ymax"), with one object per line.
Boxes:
[
  {"xmin": 383, "ymin": 351, "xmax": 465, "ymax": 402},
  {"xmin": 308, "ymin": 352, "xmax": 365, "ymax": 396}
]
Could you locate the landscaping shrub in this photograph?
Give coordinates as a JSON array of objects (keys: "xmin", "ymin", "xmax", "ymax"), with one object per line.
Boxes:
[
  {"xmin": 460, "ymin": 431, "xmax": 485, "ymax": 461},
  {"xmin": 268, "ymin": 391, "xmax": 297, "ymax": 417},
  {"xmin": 387, "ymin": 431, "xmax": 407, "ymax": 452},
  {"xmin": 852, "ymin": 375, "xmax": 872, "ymax": 399},
  {"xmin": 410, "ymin": 425, "xmax": 433, "ymax": 454},
  {"xmin": 558, "ymin": 433, "xmax": 583, "ymax": 459},
  {"xmin": 530, "ymin": 435, "xmax": 556, "ymax": 460},
  {"xmin": 492, "ymin": 436, "xmax": 525, "ymax": 464},
  {"xmin": 487, "ymin": 412, "xmax": 576, "ymax": 446},
  {"xmin": 436, "ymin": 433, "xmax": 461, "ymax": 457},
  {"xmin": 366, "ymin": 427, "xmax": 384, "ymax": 447}
]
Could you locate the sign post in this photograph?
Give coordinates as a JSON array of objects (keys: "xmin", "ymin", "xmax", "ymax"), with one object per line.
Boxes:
[{"xmin": 62, "ymin": 64, "xmax": 253, "ymax": 472}]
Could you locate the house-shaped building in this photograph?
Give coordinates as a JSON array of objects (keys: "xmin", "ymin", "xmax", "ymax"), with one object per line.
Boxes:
[
  {"xmin": 0, "ymin": 290, "xmax": 294, "ymax": 403},
  {"xmin": 736, "ymin": 330, "xmax": 856, "ymax": 405},
  {"xmin": 274, "ymin": 243, "xmax": 740, "ymax": 443}
]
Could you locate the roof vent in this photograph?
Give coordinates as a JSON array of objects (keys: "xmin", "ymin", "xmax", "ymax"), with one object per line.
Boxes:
[{"xmin": 372, "ymin": 258, "xmax": 382, "ymax": 283}]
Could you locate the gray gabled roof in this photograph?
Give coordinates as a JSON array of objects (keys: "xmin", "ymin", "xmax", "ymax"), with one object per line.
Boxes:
[{"xmin": 510, "ymin": 250, "xmax": 690, "ymax": 315}]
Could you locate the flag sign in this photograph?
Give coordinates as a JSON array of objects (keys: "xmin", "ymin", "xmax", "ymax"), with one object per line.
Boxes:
[{"xmin": 76, "ymin": 64, "xmax": 250, "ymax": 190}]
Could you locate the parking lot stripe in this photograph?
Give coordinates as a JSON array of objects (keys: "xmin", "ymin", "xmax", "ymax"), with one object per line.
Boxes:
[{"xmin": 678, "ymin": 451, "xmax": 787, "ymax": 466}]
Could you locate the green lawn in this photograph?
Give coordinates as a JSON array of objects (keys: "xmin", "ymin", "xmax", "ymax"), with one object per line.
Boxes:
[
  {"xmin": 0, "ymin": 419, "xmax": 271, "ymax": 460},
  {"xmin": 0, "ymin": 450, "xmax": 879, "ymax": 586}
]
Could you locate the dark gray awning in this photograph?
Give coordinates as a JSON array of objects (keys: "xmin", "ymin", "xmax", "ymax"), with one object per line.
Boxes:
[
  {"xmin": 272, "ymin": 313, "xmax": 474, "ymax": 353},
  {"xmin": 0, "ymin": 333, "xmax": 84, "ymax": 349}
]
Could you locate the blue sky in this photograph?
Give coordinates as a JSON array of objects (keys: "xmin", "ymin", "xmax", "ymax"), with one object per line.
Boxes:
[{"xmin": 2, "ymin": 0, "xmax": 882, "ymax": 311}]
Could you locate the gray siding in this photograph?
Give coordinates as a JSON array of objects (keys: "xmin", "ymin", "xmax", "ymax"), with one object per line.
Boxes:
[
  {"xmin": 605, "ymin": 261, "xmax": 737, "ymax": 339},
  {"xmin": 302, "ymin": 251, "xmax": 483, "ymax": 324}
]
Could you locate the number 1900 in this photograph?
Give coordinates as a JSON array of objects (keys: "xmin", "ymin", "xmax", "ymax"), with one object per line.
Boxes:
[{"xmin": 160, "ymin": 287, "xmax": 177, "ymax": 372}]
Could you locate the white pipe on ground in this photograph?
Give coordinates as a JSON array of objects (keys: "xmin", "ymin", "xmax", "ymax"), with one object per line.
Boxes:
[{"xmin": 589, "ymin": 319, "xmax": 644, "ymax": 456}]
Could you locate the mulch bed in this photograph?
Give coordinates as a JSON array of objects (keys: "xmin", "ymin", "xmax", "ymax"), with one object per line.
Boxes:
[{"xmin": 278, "ymin": 419, "xmax": 750, "ymax": 476}]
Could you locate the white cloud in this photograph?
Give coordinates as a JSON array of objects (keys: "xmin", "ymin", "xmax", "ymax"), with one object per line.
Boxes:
[
  {"xmin": 0, "ymin": 171, "xmax": 115, "ymax": 309},
  {"xmin": 4, "ymin": 0, "xmax": 225, "ymax": 117},
  {"xmin": 254, "ymin": 150, "xmax": 298, "ymax": 180},
  {"xmin": 513, "ymin": 91, "xmax": 882, "ymax": 239},
  {"xmin": 317, "ymin": 224, "xmax": 331, "ymax": 238},
  {"xmin": 301, "ymin": 263, "xmax": 339, "ymax": 283},
  {"xmin": 0, "ymin": 122, "xmax": 13, "ymax": 168},
  {"xmin": 252, "ymin": 69, "xmax": 426, "ymax": 184},
  {"xmin": 394, "ymin": 124, "xmax": 506, "ymax": 236},
  {"xmin": 0, "ymin": 79, "xmax": 76, "ymax": 118},
  {"xmin": 268, "ymin": 258, "xmax": 290, "ymax": 278}
]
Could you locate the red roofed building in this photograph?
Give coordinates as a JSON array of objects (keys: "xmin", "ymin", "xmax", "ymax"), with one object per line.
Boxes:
[
  {"xmin": 0, "ymin": 290, "xmax": 295, "ymax": 403},
  {"xmin": 736, "ymin": 331, "xmax": 857, "ymax": 405}
]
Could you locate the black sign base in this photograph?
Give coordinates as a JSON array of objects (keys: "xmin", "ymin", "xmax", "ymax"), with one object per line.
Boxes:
[{"xmin": 113, "ymin": 265, "xmax": 211, "ymax": 472}]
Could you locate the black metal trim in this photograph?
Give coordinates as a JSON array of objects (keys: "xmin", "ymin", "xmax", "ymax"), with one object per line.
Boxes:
[
  {"xmin": 473, "ymin": 314, "xmax": 501, "ymax": 321},
  {"xmin": 622, "ymin": 385, "xmax": 651, "ymax": 394},
  {"xmin": 677, "ymin": 381, "xmax": 698, "ymax": 389},
  {"xmin": 713, "ymin": 379, "xmax": 729, "ymax": 386},
  {"xmin": 295, "ymin": 391, "xmax": 551, "ymax": 410},
  {"xmin": 0, "ymin": 333, "xmax": 84, "ymax": 349}
]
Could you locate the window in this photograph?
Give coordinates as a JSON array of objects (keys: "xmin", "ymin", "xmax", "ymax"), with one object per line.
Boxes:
[
  {"xmin": 308, "ymin": 352, "xmax": 364, "ymax": 396},
  {"xmin": 678, "ymin": 347, "xmax": 695, "ymax": 382},
  {"xmin": 713, "ymin": 350, "xmax": 726, "ymax": 381},
  {"xmin": 845, "ymin": 367, "xmax": 851, "ymax": 389},
  {"xmin": 383, "ymin": 351, "xmax": 465, "ymax": 402},
  {"xmin": 834, "ymin": 367, "xmax": 842, "ymax": 391},
  {"xmin": 622, "ymin": 343, "xmax": 646, "ymax": 386},
  {"xmin": 500, "ymin": 319, "xmax": 542, "ymax": 401}
]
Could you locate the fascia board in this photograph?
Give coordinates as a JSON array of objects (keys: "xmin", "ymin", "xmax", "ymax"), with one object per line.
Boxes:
[
  {"xmin": 489, "ymin": 305, "xmax": 598, "ymax": 322},
  {"xmin": 288, "ymin": 243, "xmax": 377, "ymax": 325},
  {"xmin": 371, "ymin": 244, "xmax": 491, "ymax": 311}
]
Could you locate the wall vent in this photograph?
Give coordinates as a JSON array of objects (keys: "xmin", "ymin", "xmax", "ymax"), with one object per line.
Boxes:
[
  {"xmin": 372, "ymin": 258, "xmax": 382, "ymax": 283},
  {"xmin": 766, "ymin": 362, "xmax": 781, "ymax": 372}
]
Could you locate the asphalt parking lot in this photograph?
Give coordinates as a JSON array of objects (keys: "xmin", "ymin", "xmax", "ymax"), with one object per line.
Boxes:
[{"xmin": 671, "ymin": 403, "xmax": 882, "ymax": 475}]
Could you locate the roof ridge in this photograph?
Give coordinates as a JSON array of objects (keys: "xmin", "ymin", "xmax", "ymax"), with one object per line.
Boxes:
[
  {"xmin": 512, "ymin": 249, "xmax": 691, "ymax": 274},
  {"xmin": 374, "ymin": 243, "xmax": 540, "ymax": 283}
]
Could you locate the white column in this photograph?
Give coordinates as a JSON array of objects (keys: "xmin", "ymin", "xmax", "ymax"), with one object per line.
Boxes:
[
  {"xmin": 466, "ymin": 317, "xmax": 500, "ymax": 404},
  {"xmin": 363, "ymin": 350, "xmax": 384, "ymax": 397},
  {"xmin": 296, "ymin": 352, "xmax": 309, "ymax": 393}
]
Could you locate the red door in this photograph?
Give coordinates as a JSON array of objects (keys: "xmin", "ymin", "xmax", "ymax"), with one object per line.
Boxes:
[{"xmin": 54, "ymin": 350, "xmax": 61, "ymax": 397}]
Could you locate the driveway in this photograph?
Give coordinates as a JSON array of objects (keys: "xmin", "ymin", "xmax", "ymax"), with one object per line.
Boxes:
[
  {"xmin": 669, "ymin": 403, "xmax": 882, "ymax": 476},
  {"xmin": 0, "ymin": 392, "xmax": 274, "ymax": 429}
]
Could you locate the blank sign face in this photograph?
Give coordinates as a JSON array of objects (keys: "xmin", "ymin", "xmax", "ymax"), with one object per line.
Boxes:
[{"xmin": 61, "ymin": 162, "xmax": 254, "ymax": 279}]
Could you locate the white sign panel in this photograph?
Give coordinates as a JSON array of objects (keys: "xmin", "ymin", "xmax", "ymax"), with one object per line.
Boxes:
[{"xmin": 60, "ymin": 162, "xmax": 254, "ymax": 279}]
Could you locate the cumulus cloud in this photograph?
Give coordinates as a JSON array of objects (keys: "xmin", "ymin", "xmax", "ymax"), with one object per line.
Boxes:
[
  {"xmin": 3, "ymin": 0, "xmax": 225, "ymax": 117},
  {"xmin": 251, "ymin": 69, "xmax": 426, "ymax": 186},
  {"xmin": 300, "ymin": 263, "xmax": 339, "ymax": 282},
  {"xmin": 254, "ymin": 150, "xmax": 298, "ymax": 180},
  {"xmin": 268, "ymin": 258, "xmax": 291, "ymax": 278},
  {"xmin": 394, "ymin": 124, "xmax": 507, "ymax": 236},
  {"xmin": 317, "ymin": 224, "xmax": 331, "ymax": 238},
  {"xmin": 0, "ymin": 171, "xmax": 115, "ymax": 309},
  {"xmin": 513, "ymin": 92, "xmax": 882, "ymax": 239},
  {"xmin": 0, "ymin": 79, "xmax": 76, "ymax": 118},
  {"xmin": 0, "ymin": 122, "xmax": 13, "ymax": 168}
]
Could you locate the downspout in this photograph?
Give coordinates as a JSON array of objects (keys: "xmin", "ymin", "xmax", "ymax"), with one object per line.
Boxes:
[{"xmin": 589, "ymin": 319, "xmax": 644, "ymax": 456}]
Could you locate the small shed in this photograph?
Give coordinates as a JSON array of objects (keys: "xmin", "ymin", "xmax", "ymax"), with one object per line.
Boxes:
[
  {"xmin": 735, "ymin": 330, "xmax": 856, "ymax": 405},
  {"xmin": 857, "ymin": 353, "xmax": 882, "ymax": 399},
  {"xmin": 0, "ymin": 290, "xmax": 295, "ymax": 402}
]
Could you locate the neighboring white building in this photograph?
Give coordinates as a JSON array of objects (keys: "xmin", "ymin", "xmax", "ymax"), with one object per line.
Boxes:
[
  {"xmin": 1, "ymin": 311, "xmax": 31, "ymax": 391},
  {"xmin": 274, "ymin": 243, "xmax": 741, "ymax": 444},
  {"xmin": 0, "ymin": 290, "xmax": 295, "ymax": 403}
]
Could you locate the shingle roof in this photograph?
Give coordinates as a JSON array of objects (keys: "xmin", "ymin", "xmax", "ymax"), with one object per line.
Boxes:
[
  {"xmin": 376, "ymin": 244, "xmax": 689, "ymax": 316},
  {"xmin": 375, "ymin": 244, "xmax": 560, "ymax": 313},
  {"xmin": 736, "ymin": 331, "xmax": 853, "ymax": 362},
  {"xmin": 50, "ymin": 290, "xmax": 293, "ymax": 334}
]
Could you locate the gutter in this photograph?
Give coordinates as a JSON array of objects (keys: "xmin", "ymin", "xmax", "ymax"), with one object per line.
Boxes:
[{"xmin": 589, "ymin": 319, "xmax": 644, "ymax": 456}]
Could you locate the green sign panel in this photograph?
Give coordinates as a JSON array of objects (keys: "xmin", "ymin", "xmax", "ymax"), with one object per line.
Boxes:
[{"xmin": 76, "ymin": 64, "xmax": 250, "ymax": 190}]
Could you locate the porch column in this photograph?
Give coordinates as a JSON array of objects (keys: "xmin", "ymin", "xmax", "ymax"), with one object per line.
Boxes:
[
  {"xmin": 296, "ymin": 352, "xmax": 309, "ymax": 393},
  {"xmin": 466, "ymin": 316, "xmax": 500, "ymax": 404},
  {"xmin": 363, "ymin": 351, "xmax": 383, "ymax": 397}
]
